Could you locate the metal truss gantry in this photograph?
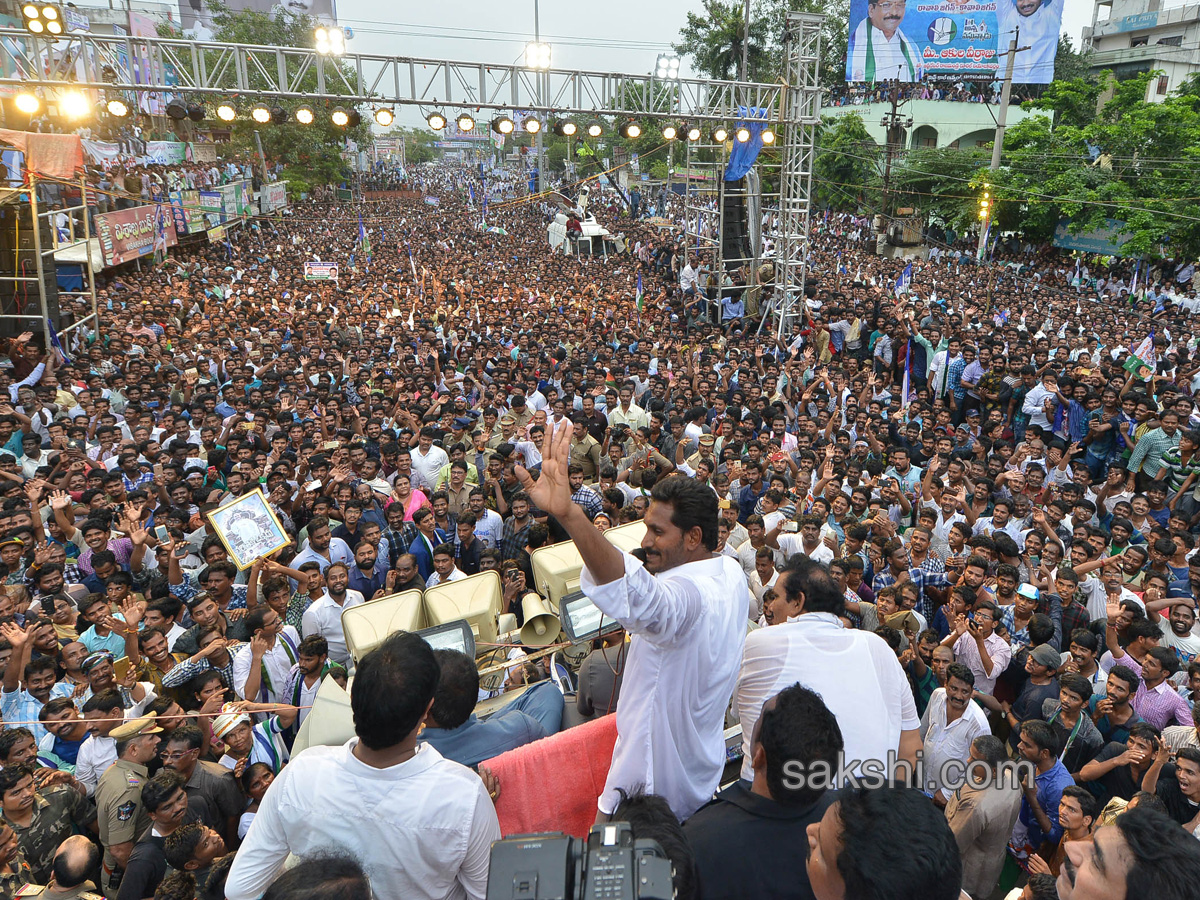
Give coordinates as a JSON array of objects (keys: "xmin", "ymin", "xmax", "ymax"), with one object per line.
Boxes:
[
  {"xmin": 0, "ymin": 29, "xmax": 784, "ymax": 121},
  {"xmin": 680, "ymin": 12, "xmax": 822, "ymax": 340}
]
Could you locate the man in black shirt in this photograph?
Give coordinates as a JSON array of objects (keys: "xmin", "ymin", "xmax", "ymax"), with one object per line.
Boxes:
[
  {"xmin": 1146, "ymin": 745, "xmax": 1200, "ymax": 829},
  {"xmin": 1078, "ymin": 723, "xmax": 1161, "ymax": 806},
  {"xmin": 116, "ymin": 769, "xmax": 212, "ymax": 900},
  {"xmin": 685, "ymin": 684, "xmax": 841, "ymax": 900}
]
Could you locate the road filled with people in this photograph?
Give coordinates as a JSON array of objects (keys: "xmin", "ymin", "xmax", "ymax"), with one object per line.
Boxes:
[{"xmin": 0, "ymin": 161, "xmax": 1197, "ymax": 900}]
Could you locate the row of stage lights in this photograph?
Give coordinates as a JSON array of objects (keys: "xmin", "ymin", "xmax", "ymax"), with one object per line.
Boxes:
[
  {"xmin": 13, "ymin": 93, "xmax": 774, "ymax": 144},
  {"xmin": 426, "ymin": 112, "xmax": 775, "ymax": 145}
]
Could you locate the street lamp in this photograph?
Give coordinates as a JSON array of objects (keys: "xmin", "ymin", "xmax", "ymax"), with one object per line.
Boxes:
[
  {"xmin": 315, "ymin": 25, "xmax": 344, "ymax": 56},
  {"xmin": 655, "ymin": 53, "xmax": 680, "ymax": 79},
  {"xmin": 524, "ymin": 41, "xmax": 552, "ymax": 69}
]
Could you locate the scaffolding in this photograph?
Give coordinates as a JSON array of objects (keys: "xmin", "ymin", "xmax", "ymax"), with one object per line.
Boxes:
[
  {"xmin": 0, "ymin": 175, "xmax": 100, "ymax": 352},
  {"xmin": 682, "ymin": 13, "xmax": 823, "ymax": 339}
]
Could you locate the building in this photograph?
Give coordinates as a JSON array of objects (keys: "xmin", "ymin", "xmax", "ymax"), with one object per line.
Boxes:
[
  {"xmin": 1083, "ymin": 0, "xmax": 1200, "ymax": 101},
  {"xmin": 820, "ymin": 98, "xmax": 1034, "ymax": 151}
]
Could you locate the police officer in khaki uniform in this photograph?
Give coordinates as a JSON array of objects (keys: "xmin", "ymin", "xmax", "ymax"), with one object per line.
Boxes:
[
  {"xmin": 14, "ymin": 835, "xmax": 104, "ymax": 899},
  {"xmin": 94, "ymin": 716, "xmax": 162, "ymax": 899}
]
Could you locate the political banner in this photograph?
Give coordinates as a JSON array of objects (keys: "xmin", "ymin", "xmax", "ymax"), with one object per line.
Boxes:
[
  {"xmin": 304, "ymin": 261, "xmax": 338, "ymax": 281},
  {"xmin": 168, "ymin": 190, "xmax": 207, "ymax": 236},
  {"xmin": 81, "ymin": 140, "xmax": 122, "ymax": 166},
  {"xmin": 218, "ymin": 180, "xmax": 254, "ymax": 221},
  {"xmin": 94, "ymin": 204, "xmax": 178, "ymax": 268},
  {"xmin": 260, "ymin": 181, "xmax": 288, "ymax": 214},
  {"xmin": 845, "ymin": 0, "xmax": 1064, "ymax": 84},
  {"xmin": 146, "ymin": 141, "xmax": 187, "ymax": 165},
  {"xmin": 199, "ymin": 191, "xmax": 223, "ymax": 229}
]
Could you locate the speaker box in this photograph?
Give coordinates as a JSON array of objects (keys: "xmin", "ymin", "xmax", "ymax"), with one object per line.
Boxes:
[{"xmin": 0, "ymin": 202, "xmax": 61, "ymax": 338}]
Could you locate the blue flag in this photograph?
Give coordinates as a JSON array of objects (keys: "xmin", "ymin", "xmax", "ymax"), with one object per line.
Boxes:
[
  {"xmin": 47, "ymin": 320, "xmax": 72, "ymax": 365},
  {"xmin": 895, "ymin": 262, "xmax": 912, "ymax": 298}
]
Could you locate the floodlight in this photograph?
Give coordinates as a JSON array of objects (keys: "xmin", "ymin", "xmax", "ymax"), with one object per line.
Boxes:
[
  {"xmin": 216, "ymin": 103, "xmax": 237, "ymax": 122},
  {"xmin": 106, "ymin": 98, "xmax": 129, "ymax": 117},
  {"xmin": 250, "ymin": 104, "xmax": 271, "ymax": 124},
  {"xmin": 374, "ymin": 107, "xmax": 394, "ymax": 127},
  {"xmin": 427, "ymin": 111, "xmax": 447, "ymax": 130},
  {"xmin": 491, "ymin": 115, "xmax": 515, "ymax": 135},
  {"xmin": 455, "ymin": 112, "xmax": 474, "ymax": 132},
  {"xmin": 331, "ymin": 107, "xmax": 349, "ymax": 127},
  {"xmin": 295, "ymin": 106, "xmax": 315, "ymax": 125}
]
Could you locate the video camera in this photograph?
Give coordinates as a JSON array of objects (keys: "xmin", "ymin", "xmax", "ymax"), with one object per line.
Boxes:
[{"xmin": 486, "ymin": 822, "xmax": 674, "ymax": 900}]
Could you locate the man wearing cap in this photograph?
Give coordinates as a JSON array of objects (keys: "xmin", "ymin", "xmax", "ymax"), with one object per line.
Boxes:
[
  {"xmin": 94, "ymin": 715, "xmax": 162, "ymax": 898},
  {"xmin": 212, "ymin": 701, "xmax": 297, "ymax": 776}
]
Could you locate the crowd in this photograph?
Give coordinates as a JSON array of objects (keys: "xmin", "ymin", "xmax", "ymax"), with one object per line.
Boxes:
[
  {"xmin": 823, "ymin": 78, "xmax": 1043, "ymax": 107},
  {"xmin": 0, "ymin": 156, "xmax": 1196, "ymax": 900}
]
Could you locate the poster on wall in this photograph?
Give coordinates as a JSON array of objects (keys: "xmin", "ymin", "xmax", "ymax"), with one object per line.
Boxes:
[
  {"xmin": 845, "ymin": 0, "xmax": 1064, "ymax": 84},
  {"xmin": 94, "ymin": 204, "xmax": 178, "ymax": 267}
]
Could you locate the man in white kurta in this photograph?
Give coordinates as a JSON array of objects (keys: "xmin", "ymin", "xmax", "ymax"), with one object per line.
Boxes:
[
  {"xmin": 997, "ymin": 0, "xmax": 1063, "ymax": 83},
  {"xmin": 847, "ymin": 0, "xmax": 922, "ymax": 82}
]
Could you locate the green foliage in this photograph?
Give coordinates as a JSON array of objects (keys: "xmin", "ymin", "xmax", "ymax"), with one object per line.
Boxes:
[
  {"xmin": 814, "ymin": 113, "xmax": 877, "ymax": 210},
  {"xmin": 891, "ymin": 146, "xmax": 990, "ymax": 234},
  {"xmin": 202, "ymin": 1, "xmax": 369, "ymax": 186}
]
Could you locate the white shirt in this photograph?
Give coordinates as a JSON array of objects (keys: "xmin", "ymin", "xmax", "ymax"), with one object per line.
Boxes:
[
  {"xmin": 580, "ymin": 553, "xmax": 749, "ymax": 819},
  {"xmin": 920, "ymin": 688, "xmax": 991, "ymax": 801},
  {"xmin": 225, "ymin": 740, "xmax": 499, "ymax": 900},
  {"xmin": 735, "ymin": 612, "xmax": 920, "ymax": 781},
  {"xmin": 301, "ymin": 590, "xmax": 365, "ymax": 666},
  {"xmin": 410, "ymin": 445, "xmax": 450, "ymax": 493},
  {"xmin": 231, "ymin": 625, "xmax": 301, "ymax": 703},
  {"xmin": 75, "ymin": 733, "xmax": 117, "ymax": 796},
  {"xmin": 775, "ymin": 533, "xmax": 835, "ymax": 565},
  {"xmin": 426, "ymin": 567, "xmax": 467, "ymax": 589}
]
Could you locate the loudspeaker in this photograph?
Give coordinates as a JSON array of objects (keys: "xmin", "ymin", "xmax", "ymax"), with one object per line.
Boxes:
[
  {"xmin": 519, "ymin": 593, "xmax": 561, "ymax": 646},
  {"xmin": 340, "ymin": 589, "xmax": 425, "ymax": 663},
  {"xmin": 721, "ymin": 180, "xmax": 751, "ymax": 264},
  {"xmin": 0, "ymin": 202, "xmax": 61, "ymax": 337}
]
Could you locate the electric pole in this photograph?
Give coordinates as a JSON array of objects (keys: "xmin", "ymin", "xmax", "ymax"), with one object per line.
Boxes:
[
  {"xmin": 876, "ymin": 74, "xmax": 911, "ymax": 256},
  {"xmin": 977, "ymin": 31, "xmax": 1028, "ymax": 259}
]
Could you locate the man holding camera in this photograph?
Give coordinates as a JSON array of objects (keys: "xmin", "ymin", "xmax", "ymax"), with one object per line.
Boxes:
[{"xmin": 517, "ymin": 426, "xmax": 748, "ymax": 822}]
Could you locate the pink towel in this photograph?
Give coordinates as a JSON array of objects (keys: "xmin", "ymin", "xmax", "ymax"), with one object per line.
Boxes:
[{"xmin": 484, "ymin": 714, "xmax": 618, "ymax": 838}]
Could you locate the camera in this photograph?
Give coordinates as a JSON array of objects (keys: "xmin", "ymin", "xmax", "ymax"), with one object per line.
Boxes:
[{"xmin": 485, "ymin": 822, "xmax": 674, "ymax": 900}]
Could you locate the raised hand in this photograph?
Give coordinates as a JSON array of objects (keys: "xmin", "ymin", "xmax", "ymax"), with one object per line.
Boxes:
[
  {"xmin": 514, "ymin": 420, "xmax": 573, "ymax": 519},
  {"xmin": 49, "ymin": 490, "xmax": 72, "ymax": 512}
]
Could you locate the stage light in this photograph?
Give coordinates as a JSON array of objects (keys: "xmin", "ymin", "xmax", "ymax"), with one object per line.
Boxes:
[
  {"xmin": 373, "ymin": 107, "xmax": 394, "ymax": 127},
  {"xmin": 586, "ymin": 120, "xmax": 603, "ymax": 138},
  {"xmin": 662, "ymin": 123, "xmax": 677, "ymax": 140},
  {"xmin": 270, "ymin": 105, "xmax": 288, "ymax": 125},
  {"xmin": 346, "ymin": 110, "xmax": 362, "ymax": 128},
  {"xmin": 331, "ymin": 106, "xmax": 349, "ymax": 127},
  {"xmin": 427, "ymin": 111, "xmax": 447, "ymax": 130},
  {"xmin": 735, "ymin": 126, "xmax": 751, "ymax": 143},
  {"xmin": 685, "ymin": 124, "xmax": 701, "ymax": 141},
  {"xmin": 60, "ymin": 90, "xmax": 89, "ymax": 119},
  {"xmin": 711, "ymin": 126, "xmax": 729, "ymax": 143},
  {"xmin": 315, "ymin": 25, "xmax": 344, "ymax": 56},
  {"xmin": 456, "ymin": 112, "xmax": 475, "ymax": 132},
  {"xmin": 295, "ymin": 105, "xmax": 315, "ymax": 125},
  {"xmin": 618, "ymin": 120, "xmax": 641, "ymax": 139},
  {"xmin": 24, "ymin": 2, "xmax": 62, "ymax": 35},
  {"xmin": 106, "ymin": 98, "xmax": 129, "ymax": 117},
  {"xmin": 165, "ymin": 99, "xmax": 188, "ymax": 120},
  {"xmin": 552, "ymin": 120, "xmax": 576, "ymax": 137},
  {"xmin": 524, "ymin": 41, "xmax": 551, "ymax": 70},
  {"xmin": 761, "ymin": 128, "xmax": 776, "ymax": 145},
  {"xmin": 655, "ymin": 53, "xmax": 680, "ymax": 79},
  {"xmin": 216, "ymin": 103, "xmax": 236, "ymax": 122},
  {"xmin": 491, "ymin": 115, "xmax": 515, "ymax": 135},
  {"xmin": 15, "ymin": 92, "xmax": 40, "ymax": 115},
  {"xmin": 523, "ymin": 116, "xmax": 541, "ymax": 135},
  {"xmin": 250, "ymin": 104, "xmax": 271, "ymax": 124},
  {"xmin": 187, "ymin": 103, "xmax": 206, "ymax": 122}
]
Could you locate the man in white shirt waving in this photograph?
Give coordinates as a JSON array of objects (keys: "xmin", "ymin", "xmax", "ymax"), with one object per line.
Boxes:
[
  {"xmin": 226, "ymin": 631, "xmax": 500, "ymax": 900},
  {"xmin": 517, "ymin": 427, "xmax": 749, "ymax": 822}
]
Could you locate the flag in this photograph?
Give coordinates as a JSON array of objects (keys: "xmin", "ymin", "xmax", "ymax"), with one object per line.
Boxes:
[
  {"xmin": 894, "ymin": 262, "xmax": 912, "ymax": 298},
  {"xmin": 636, "ymin": 273, "xmax": 644, "ymax": 323},
  {"xmin": 1123, "ymin": 331, "xmax": 1157, "ymax": 381},
  {"xmin": 47, "ymin": 320, "xmax": 72, "ymax": 365},
  {"xmin": 358, "ymin": 211, "xmax": 371, "ymax": 261},
  {"xmin": 153, "ymin": 203, "xmax": 168, "ymax": 266},
  {"xmin": 1130, "ymin": 259, "xmax": 1139, "ymax": 295},
  {"xmin": 469, "ymin": 184, "xmax": 476, "ymax": 207},
  {"xmin": 901, "ymin": 339, "xmax": 914, "ymax": 409}
]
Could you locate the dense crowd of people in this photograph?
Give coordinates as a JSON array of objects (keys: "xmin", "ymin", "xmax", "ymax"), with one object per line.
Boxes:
[{"xmin": 0, "ymin": 155, "xmax": 1198, "ymax": 900}]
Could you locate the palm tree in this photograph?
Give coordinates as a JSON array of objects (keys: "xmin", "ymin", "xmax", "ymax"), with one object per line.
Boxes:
[{"xmin": 673, "ymin": 0, "xmax": 772, "ymax": 82}]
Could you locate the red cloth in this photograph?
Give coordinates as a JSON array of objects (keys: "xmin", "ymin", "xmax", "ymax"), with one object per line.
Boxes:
[
  {"xmin": 484, "ymin": 713, "xmax": 618, "ymax": 838},
  {"xmin": 0, "ymin": 130, "xmax": 84, "ymax": 180}
]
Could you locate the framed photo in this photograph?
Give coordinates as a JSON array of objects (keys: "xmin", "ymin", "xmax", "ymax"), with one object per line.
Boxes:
[{"xmin": 206, "ymin": 489, "xmax": 289, "ymax": 570}]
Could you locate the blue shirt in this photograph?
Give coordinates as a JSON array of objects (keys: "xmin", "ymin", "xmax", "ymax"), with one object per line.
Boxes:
[
  {"xmin": 419, "ymin": 680, "xmax": 561, "ymax": 767},
  {"xmin": 1019, "ymin": 759, "xmax": 1073, "ymax": 849}
]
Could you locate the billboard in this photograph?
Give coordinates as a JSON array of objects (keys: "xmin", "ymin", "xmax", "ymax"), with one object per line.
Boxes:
[
  {"xmin": 94, "ymin": 205, "xmax": 178, "ymax": 268},
  {"xmin": 845, "ymin": 0, "xmax": 1064, "ymax": 84},
  {"xmin": 169, "ymin": 190, "xmax": 207, "ymax": 236},
  {"xmin": 179, "ymin": 0, "xmax": 337, "ymax": 40},
  {"xmin": 260, "ymin": 181, "xmax": 288, "ymax": 214}
]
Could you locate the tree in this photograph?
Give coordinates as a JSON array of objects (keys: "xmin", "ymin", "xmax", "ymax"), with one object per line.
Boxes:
[
  {"xmin": 814, "ymin": 113, "xmax": 878, "ymax": 210},
  {"xmin": 672, "ymin": 0, "xmax": 772, "ymax": 82},
  {"xmin": 890, "ymin": 146, "xmax": 990, "ymax": 234},
  {"xmin": 202, "ymin": 1, "xmax": 369, "ymax": 188},
  {"xmin": 1051, "ymin": 35, "xmax": 1093, "ymax": 84}
]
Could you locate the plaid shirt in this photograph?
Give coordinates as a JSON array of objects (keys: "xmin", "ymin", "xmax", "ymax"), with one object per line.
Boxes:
[
  {"xmin": 1, "ymin": 683, "xmax": 76, "ymax": 743},
  {"xmin": 571, "ymin": 484, "xmax": 604, "ymax": 520},
  {"xmin": 1120, "ymin": 653, "xmax": 1193, "ymax": 730},
  {"xmin": 948, "ymin": 356, "xmax": 969, "ymax": 404},
  {"xmin": 161, "ymin": 643, "xmax": 244, "ymax": 694},
  {"xmin": 501, "ymin": 518, "xmax": 533, "ymax": 563},
  {"xmin": 121, "ymin": 469, "xmax": 157, "ymax": 492},
  {"xmin": 382, "ymin": 524, "xmax": 419, "ymax": 569},
  {"xmin": 1059, "ymin": 596, "xmax": 1092, "ymax": 643},
  {"xmin": 872, "ymin": 562, "xmax": 949, "ymax": 622},
  {"xmin": 1127, "ymin": 426, "xmax": 1180, "ymax": 478}
]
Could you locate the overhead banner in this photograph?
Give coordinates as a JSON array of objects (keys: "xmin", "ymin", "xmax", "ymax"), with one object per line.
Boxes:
[
  {"xmin": 146, "ymin": 141, "xmax": 187, "ymax": 165},
  {"xmin": 260, "ymin": 181, "xmax": 288, "ymax": 214},
  {"xmin": 94, "ymin": 204, "xmax": 178, "ymax": 267},
  {"xmin": 845, "ymin": 0, "xmax": 1063, "ymax": 84}
]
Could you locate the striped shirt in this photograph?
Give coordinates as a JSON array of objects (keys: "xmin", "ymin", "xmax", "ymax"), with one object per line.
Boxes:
[{"xmin": 1119, "ymin": 653, "xmax": 1192, "ymax": 731}]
